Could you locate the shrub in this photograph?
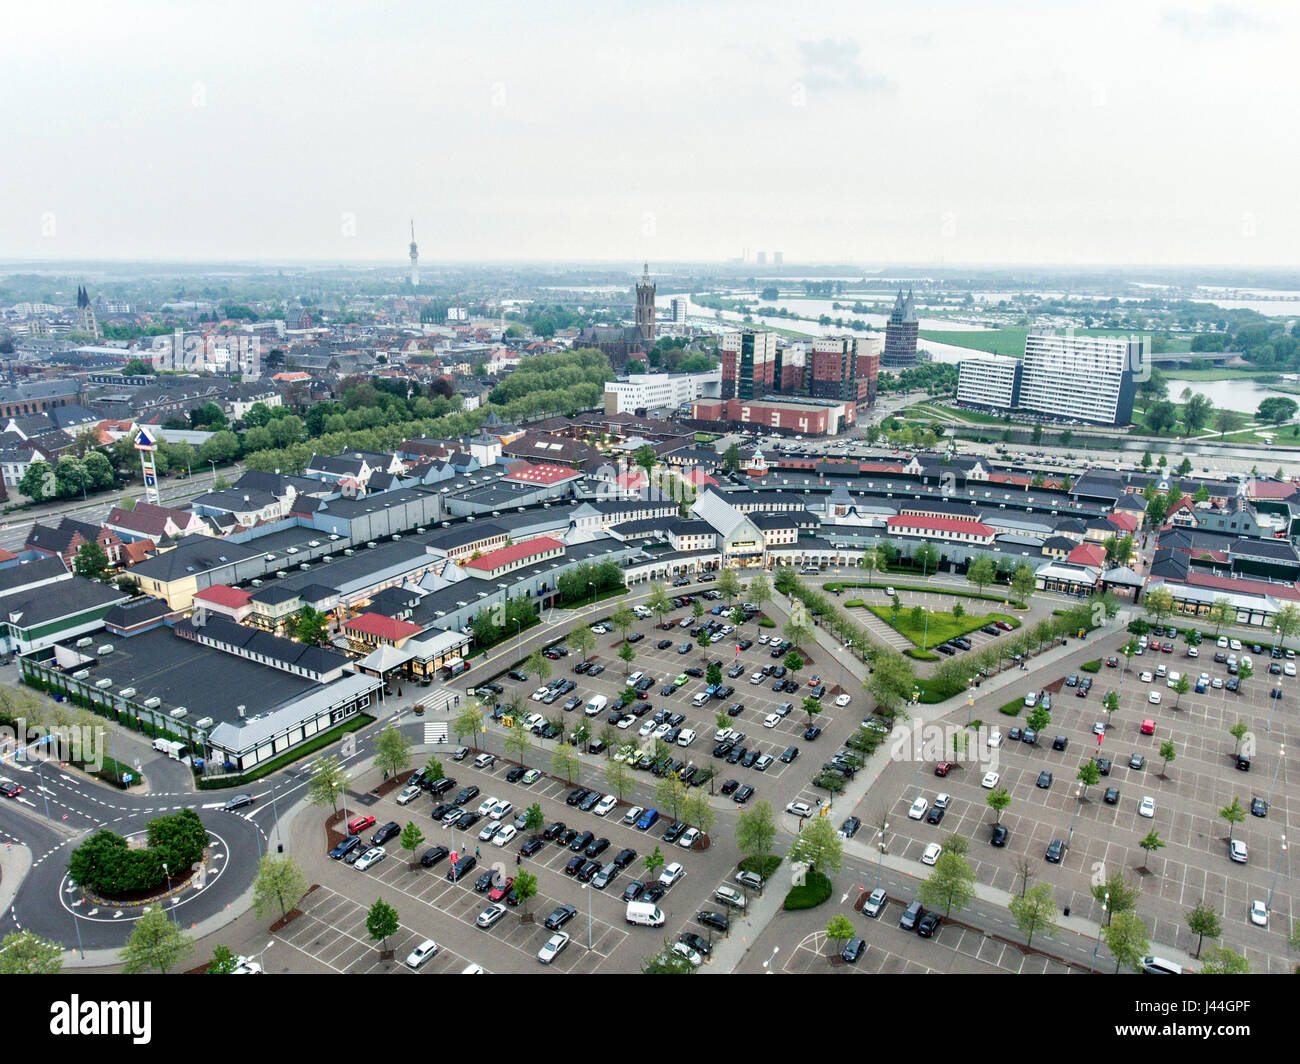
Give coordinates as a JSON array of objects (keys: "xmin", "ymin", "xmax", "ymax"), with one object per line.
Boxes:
[
  {"xmin": 758, "ymin": 618, "xmax": 775, "ymax": 628},
  {"xmin": 998, "ymin": 698, "xmax": 1023, "ymax": 716},
  {"xmin": 843, "ymin": 598, "xmax": 865, "ymax": 608},
  {"xmin": 1080, "ymin": 659, "xmax": 1101, "ymax": 673},
  {"xmin": 740, "ymin": 854, "xmax": 782, "ymax": 879},
  {"xmin": 783, "ymin": 870, "xmax": 832, "ymax": 910}
]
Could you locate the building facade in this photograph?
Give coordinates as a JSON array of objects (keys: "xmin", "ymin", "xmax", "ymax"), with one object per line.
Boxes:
[
  {"xmin": 1019, "ymin": 333, "xmax": 1139, "ymax": 426},
  {"xmin": 883, "ymin": 289, "xmax": 919, "ymax": 367}
]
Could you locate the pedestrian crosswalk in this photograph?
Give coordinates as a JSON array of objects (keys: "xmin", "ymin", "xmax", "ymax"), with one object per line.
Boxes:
[{"xmin": 424, "ymin": 722, "xmax": 449, "ymax": 745}]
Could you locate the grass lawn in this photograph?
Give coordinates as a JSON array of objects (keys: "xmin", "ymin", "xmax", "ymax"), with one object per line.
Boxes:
[
  {"xmin": 868, "ymin": 605, "xmax": 1017, "ymax": 649},
  {"xmin": 558, "ymin": 586, "xmax": 629, "ymax": 609},
  {"xmin": 783, "ymin": 870, "xmax": 833, "ymax": 911},
  {"xmin": 918, "ymin": 327, "xmax": 1029, "ymax": 356}
]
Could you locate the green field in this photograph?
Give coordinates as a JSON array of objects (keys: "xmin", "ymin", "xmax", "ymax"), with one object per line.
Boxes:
[
  {"xmin": 867, "ymin": 605, "xmax": 1017, "ymax": 649},
  {"xmin": 919, "ymin": 326, "xmax": 1192, "ymax": 358}
]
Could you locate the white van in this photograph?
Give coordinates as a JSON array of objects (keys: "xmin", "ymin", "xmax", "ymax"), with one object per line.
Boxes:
[
  {"xmin": 584, "ymin": 695, "xmax": 608, "ymax": 717},
  {"xmin": 625, "ymin": 901, "xmax": 665, "ymax": 927},
  {"xmin": 1140, "ymin": 955, "xmax": 1183, "ymax": 975}
]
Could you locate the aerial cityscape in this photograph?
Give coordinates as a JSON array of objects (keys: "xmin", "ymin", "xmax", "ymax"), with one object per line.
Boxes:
[{"xmin": 1, "ymin": 2, "xmax": 1296, "ymax": 1022}]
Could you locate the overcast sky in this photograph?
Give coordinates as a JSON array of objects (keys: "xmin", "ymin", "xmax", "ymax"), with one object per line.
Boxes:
[{"xmin": 3, "ymin": 1, "xmax": 1295, "ymax": 267}]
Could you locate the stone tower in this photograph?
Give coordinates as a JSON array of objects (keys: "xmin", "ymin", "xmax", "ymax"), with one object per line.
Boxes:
[
  {"xmin": 409, "ymin": 220, "xmax": 419, "ymax": 287},
  {"xmin": 635, "ymin": 262, "xmax": 656, "ymax": 344},
  {"xmin": 77, "ymin": 285, "xmax": 101, "ymax": 340}
]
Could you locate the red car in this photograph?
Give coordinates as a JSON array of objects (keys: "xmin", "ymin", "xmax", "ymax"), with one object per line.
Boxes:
[
  {"xmin": 933, "ymin": 762, "xmax": 953, "ymax": 777},
  {"xmin": 347, "ymin": 815, "xmax": 376, "ymax": 835},
  {"xmin": 488, "ymin": 876, "xmax": 514, "ymax": 902}
]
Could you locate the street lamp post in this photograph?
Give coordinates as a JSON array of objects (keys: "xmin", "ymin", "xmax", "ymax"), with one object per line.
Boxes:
[
  {"xmin": 255, "ymin": 939, "xmax": 275, "ymax": 972},
  {"xmin": 1266, "ymin": 744, "xmax": 1286, "ymax": 811},
  {"xmin": 209, "ymin": 459, "xmax": 218, "ymax": 486},
  {"xmin": 763, "ymin": 945, "xmax": 780, "ymax": 973},
  {"xmin": 1268, "ymin": 679, "xmax": 1283, "ymax": 733},
  {"xmin": 1267, "ymin": 834, "xmax": 1288, "ymax": 910},
  {"xmin": 875, "ymin": 822, "xmax": 888, "ymax": 890},
  {"xmin": 1067, "ymin": 785, "xmax": 1083, "ymax": 851},
  {"xmin": 271, "ymin": 782, "xmax": 282, "ymax": 850},
  {"xmin": 1090, "ymin": 893, "xmax": 1109, "ymax": 972}
]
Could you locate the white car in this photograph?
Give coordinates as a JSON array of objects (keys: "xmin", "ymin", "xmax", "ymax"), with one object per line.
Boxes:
[
  {"xmin": 405, "ymin": 939, "xmax": 440, "ymax": 968},
  {"xmin": 1287, "ymin": 662, "xmax": 1297, "ymax": 677},
  {"xmin": 1147, "ymin": 691, "xmax": 1161, "ymax": 705},
  {"xmin": 676, "ymin": 729, "xmax": 696, "ymax": 747},
  {"xmin": 1187, "ymin": 646, "xmax": 1199, "ymax": 657},
  {"xmin": 476, "ymin": 903, "xmax": 508, "ymax": 929},
  {"xmin": 1139, "ymin": 671, "xmax": 1153, "ymax": 683},
  {"xmin": 1092, "ymin": 721, "xmax": 1106, "ymax": 735},
  {"xmin": 616, "ymin": 715, "xmax": 635, "ymax": 730},
  {"xmin": 1217, "ymin": 635, "xmax": 1229, "ymax": 648},
  {"xmin": 670, "ymin": 941, "xmax": 703, "ymax": 968},
  {"xmin": 1229, "ymin": 839, "xmax": 1248, "ymax": 864},
  {"xmin": 908, "ymin": 796, "xmax": 929, "ymax": 820},
  {"xmin": 834, "ymin": 693, "xmax": 852, "ymax": 707},
  {"xmin": 678, "ymin": 827, "xmax": 700, "ymax": 849},
  {"xmin": 477, "ymin": 796, "xmax": 500, "ymax": 817},
  {"xmin": 491, "ymin": 824, "xmax": 518, "ymax": 847},
  {"xmin": 1249, "ymin": 900, "xmax": 1268, "ymax": 927},
  {"xmin": 354, "ymin": 846, "xmax": 386, "ymax": 871},
  {"xmin": 1138, "ymin": 796, "xmax": 1156, "ymax": 818},
  {"xmin": 921, "ymin": 842, "xmax": 942, "ymax": 865},
  {"xmin": 593, "ymin": 794, "xmax": 618, "ymax": 817},
  {"xmin": 758, "ymin": 634, "xmax": 770, "ymax": 644},
  {"xmin": 934, "ymin": 792, "xmax": 951, "ymax": 809},
  {"xmin": 750, "ymin": 672, "xmax": 765, "ymax": 685},
  {"xmin": 489, "ymin": 799, "xmax": 513, "ymax": 821},
  {"xmin": 396, "ymin": 784, "xmax": 421, "ymax": 805},
  {"xmin": 538, "ymin": 931, "xmax": 570, "ymax": 964},
  {"xmin": 763, "ymin": 712, "xmax": 780, "ymax": 728},
  {"xmin": 638, "ymin": 720, "xmax": 657, "ymax": 738},
  {"xmin": 658, "ymin": 861, "xmax": 686, "ymax": 888},
  {"xmin": 622, "ymin": 805, "xmax": 644, "ymax": 825},
  {"xmin": 1212, "ymin": 677, "xmax": 1224, "ymax": 689},
  {"xmin": 530, "ymin": 687, "xmax": 549, "ymax": 701},
  {"xmin": 786, "ymin": 801, "xmax": 815, "ymax": 818},
  {"xmin": 982, "ymin": 771, "xmax": 1000, "ymax": 789},
  {"xmin": 987, "ymin": 730, "xmax": 1004, "ymax": 748},
  {"xmin": 652, "ymin": 722, "xmax": 672, "ymax": 741},
  {"xmin": 1230, "ymin": 639, "xmax": 1242, "ymax": 651},
  {"xmin": 591, "ymin": 625, "xmax": 609, "ymax": 635}
]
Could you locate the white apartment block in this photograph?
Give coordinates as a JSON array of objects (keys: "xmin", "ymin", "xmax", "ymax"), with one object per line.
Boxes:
[
  {"xmin": 671, "ymin": 297, "xmax": 689, "ymax": 323},
  {"xmin": 956, "ymin": 355, "xmax": 1022, "ymax": 410},
  {"xmin": 1019, "ymin": 333, "xmax": 1140, "ymax": 426},
  {"xmin": 604, "ymin": 371, "xmax": 721, "ymax": 414}
]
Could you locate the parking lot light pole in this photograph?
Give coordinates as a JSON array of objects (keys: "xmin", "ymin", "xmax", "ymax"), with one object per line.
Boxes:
[
  {"xmin": 1090, "ymin": 893, "xmax": 1109, "ymax": 973},
  {"xmin": 255, "ymin": 939, "xmax": 275, "ymax": 971},
  {"xmin": 1268, "ymin": 679, "xmax": 1282, "ymax": 733},
  {"xmin": 763, "ymin": 945, "xmax": 779, "ymax": 973},
  {"xmin": 1067, "ymin": 786, "xmax": 1083, "ymax": 851},
  {"xmin": 1267, "ymin": 835, "xmax": 1287, "ymax": 910},
  {"xmin": 1266, "ymin": 744, "xmax": 1286, "ymax": 811},
  {"xmin": 582, "ymin": 882, "xmax": 592, "ymax": 949},
  {"xmin": 875, "ymin": 823, "xmax": 888, "ymax": 890}
]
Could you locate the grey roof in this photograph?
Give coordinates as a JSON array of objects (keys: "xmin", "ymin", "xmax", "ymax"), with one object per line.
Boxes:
[
  {"xmin": 130, "ymin": 537, "xmax": 263, "ymax": 582},
  {"xmin": 0, "ymin": 575, "xmax": 128, "ymax": 627},
  {"xmin": 0, "ymin": 556, "xmax": 68, "ymax": 594}
]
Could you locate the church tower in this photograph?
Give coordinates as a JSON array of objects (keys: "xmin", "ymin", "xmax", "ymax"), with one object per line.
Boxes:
[
  {"xmin": 77, "ymin": 285, "xmax": 101, "ymax": 340},
  {"xmin": 635, "ymin": 262, "xmax": 656, "ymax": 343}
]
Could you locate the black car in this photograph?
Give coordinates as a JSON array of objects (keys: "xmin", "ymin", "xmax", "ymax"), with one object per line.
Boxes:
[
  {"xmin": 563, "ymin": 855, "xmax": 586, "ymax": 876},
  {"xmin": 507, "ymin": 670, "xmax": 528, "ymax": 682},
  {"xmin": 428, "ymin": 776, "xmax": 456, "ymax": 796},
  {"xmin": 926, "ymin": 806, "xmax": 945, "ymax": 826},
  {"xmin": 570, "ymin": 830, "xmax": 595, "ymax": 852},
  {"xmin": 622, "ymin": 880, "xmax": 646, "ymax": 902},
  {"xmin": 740, "ymin": 749, "xmax": 760, "ymax": 768},
  {"xmin": 454, "ymin": 785, "xmax": 480, "ymax": 805},
  {"xmin": 990, "ymin": 824, "xmax": 1009, "ymax": 847},
  {"xmin": 627, "ymin": 632, "xmax": 645, "ymax": 644},
  {"xmin": 642, "ymin": 883, "xmax": 668, "ymax": 903},
  {"xmin": 916, "ymin": 912, "xmax": 942, "ymax": 938},
  {"xmin": 505, "ymin": 766, "xmax": 527, "ymax": 784},
  {"xmin": 720, "ymin": 778, "xmax": 739, "ymax": 795},
  {"xmin": 662, "ymin": 820, "xmax": 686, "ymax": 843},
  {"xmin": 222, "ymin": 793, "xmax": 254, "ymax": 811},
  {"xmin": 841, "ymin": 937, "xmax": 865, "ymax": 963},
  {"xmin": 1045, "ymin": 838, "xmax": 1066, "ymax": 863},
  {"xmin": 1008, "ymin": 727, "xmax": 1022, "ymax": 742},
  {"xmin": 578, "ymin": 791, "xmax": 602, "ymax": 812},
  {"xmin": 475, "ymin": 869, "xmax": 498, "ymax": 893},
  {"xmin": 566, "ymin": 787, "xmax": 590, "ymax": 807},
  {"xmin": 899, "ymin": 901, "xmax": 924, "ymax": 931},
  {"xmin": 420, "ymin": 845, "xmax": 450, "ymax": 867},
  {"xmin": 613, "ymin": 847, "xmax": 638, "ymax": 869},
  {"xmin": 839, "ymin": 816, "xmax": 861, "ymax": 838},
  {"xmin": 1128, "ymin": 753, "xmax": 1145, "ymax": 770},
  {"xmin": 780, "ymin": 745, "xmax": 800, "ymax": 763},
  {"xmin": 680, "ymin": 932, "xmax": 713, "ymax": 957},
  {"xmin": 697, "ymin": 910, "xmax": 730, "ymax": 932},
  {"xmin": 454, "ymin": 811, "xmax": 482, "ymax": 831},
  {"xmin": 542, "ymin": 821, "xmax": 566, "ymax": 840},
  {"xmin": 372, "ymin": 821, "xmax": 401, "ymax": 846},
  {"xmin": 584, "ymin": 836, "xmax": 610, "ymax": 859},
  {"xmin": 520, "ymin": 837, "xmax": 544, "ymax": 858},
  {"xmin": 577, "ymin": 859, "xmax": 601, "ymax": 882},
  {"xmin": 803, "ymin": 725, "xmax": 822, "ymax": 741},
  {"xmin": 1251, "ymin": 797, "xmax": 1268, "ymax": 817},
  {"xmin": 1096, "ymin": 757, "xmax": 1112, "ymax": 776},
  {"xmin": 476, "ymin": 682, "xmax": 504, "ymax": 697},
  {"xmin": 1052, "ymin": 735, "xmax": 1068, "ymax": 751},
  {"xmin": 1236, "ymin": 755, "xmax": 1251, "ymax": 772},
  {"xmin": 713, "ymin": 741, "xmax": 735, "ymax": 759},
  {"xmin": 544, "ymin": 904, "xmax": 577, "ymax": 931},
  {"xmin": 1103, "ymin": 787, "xmax": 1120, "ymax": 805},
  {"xmin": 446, "ymin": 854, "xmax": 477, "ymax": 881},
  {"xmin": 1036, "ymin": 771, "xmax": 1053, "ymax": 789},
  {"xmin": 733, "ymin": 785, "xmax": 755, "ymax": 804},
  {"xmin": 726, "ymin": 746, "xmax": 746, "ymax": 765},
  {"xmin": 330, "ymin": 835, "xmax": 363, "ymax": 860}
]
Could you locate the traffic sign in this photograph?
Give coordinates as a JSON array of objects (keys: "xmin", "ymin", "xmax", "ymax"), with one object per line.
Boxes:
[{"xmin": 134, "ymin": 426, "xmax": 158, "ymax": 451}]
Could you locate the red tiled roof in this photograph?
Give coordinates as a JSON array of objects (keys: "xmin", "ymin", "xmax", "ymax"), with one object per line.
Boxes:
[
  {"xmin": 464, "ymin": 536, "xmax": 564, "ymax": 571},
  {"xmin": 683, "ymin": 467, "xmax": 718, "ymax": 487},
  {"xmin": 1107, "ymin": 512, "xmax": 1139, "ymax": 533},
  {"xmin": 615, "ymin": 470, "xmax": 649, "ymax": 491},
  {"xmin": 505, "ymin": 461, "xmax": 580, "ymax": 486},
  {"xmin": 194, "ymin": 584, "xmax": 253, "ymax": 608},
  {"xmin": 1067, "ymin": 542, "xmax": 1108, "ymax": 567},
  {"xmin": 885, "ymin": 515, "xmax": 995, "ymax": 536},
  {"xmin": 0, "ymin": 548, "xmax": 16, "ymax": 563},
  {"xmin": 344, "ymin": 613, "xmax": 424, "ymax": 641},
  {"xmin": 1249, "ymin": 481, "xmax": 1298, "ymax": 500},
  {"xmin": 1184, "ymin": 572, "xmax": 1300, "ymax": 601}
]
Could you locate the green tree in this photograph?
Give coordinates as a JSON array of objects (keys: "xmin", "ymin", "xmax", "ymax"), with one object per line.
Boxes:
[
  {"xmin": 1171, "ymin": 673, "xmax": 1191, "ymax": 708},
  {"xmin": 1218, "ymin": 796, "xmax": 1246, "ymax": 840},
  {"xmin": 868, "ymin": 650, "xmax": 916, "ymax": 719},
  {"xmin": 374, "ymin": 723, "xmax": 411, "ymax": 779},
  {"xmin": 525, "ymin": 649, "xmax": 551, "ymax": 684},
  {"xmin": 504, "ymin": 719, "xmax": 534, "ymax": 768},
  {"xmin": 1198, "ymin": 945, "xmax": 1250, "ymax": 974},
  {"xmin": 290, "ymin": 604, "xmax": 330, "ymax": 646},
  {"xmin": 307, "ymin": 754, "xmax": 350, "ymax": 815},
  {"xmin": 1257, "ymin": 396, "xmax": 1298, "ymax": 424},
  {"xmin": 1229, "ymin": 719, "xmax": 1249, "ymax": 756},
  {"xmin": 801, "ymin": 695, "xmax": 823, "ymax": 728},
  {"xmin": 986, "ymin": 787, "xmax": 1011, "ymax": 824},
  {"xmin": 1137, "ymin": 830, "xmax": 1165, "ymax": 874},
  {"xmin": 643, "ymin": 845, "xmax": 666, "ymax": 882},
  {"xmin": 748, "ymin": 572, "xmax": 772, "ymax": 610},
  {"xmin": 18, "ymin": 459, "xmax": 55, "ymax": 502},
  {"xmin": 647, "ymin": 582, "xmax": 672, "ymax": 628},
  {"xmin": 365, "ymin": 898, "xmax": 400, "ymax": 954},
  {"xmin": 568, "ymin": 625, "xmax": 596, "ymax": 665},
  {"xmin": 618, "ymin": 641, "xmax": 637, "ymax": 675},
  {"xmin": 1103, "ymin": 910, "xmax": 1149, "ymax": 973},
  {"xmin": 656, "ymin": 776, "xmax": 689, "ymax": 821},
  {"xmin": 717, "ymin": 567, "xmax": 741, "ymax": 605},
  {"xmin": 551, "ymin": 742, "xmax": 581, "ymax": 784},
  {"xmin": 610, "ymin": 604, "xmax": 637, "ymax": 643},
  {"xmin": 787, "ymin": 816, "xmax": 843, "ymax": 877},
  {"xmin": 825, "ymin": 914, "xmax": 856, "ymax": 958},
  {"xmin": 1158, "ymin": 739, "xmax": 1176, "ymax": 778},
  {"xmin": 1185, "ymin": 900, "xmax": 1221, "ymax": 959},
  {"xmin": 914, "ymin": 543, "xmax": 939, "ymax": 577},
  {"xmin": 453, "ymin": 702, "xmax": 485, "ymax": 747},
  {"xmin": 966, "ymin": 556, "xmax": 996, "ymax": 593},
  {"xmin": 72, "ymin": 540, "xmax": 111, "ymax": 580},
  {"xmin": 206, "ymin": 944, "xmax": 241, "ymax": 974},
  {"xmin": 736, "ymin": 801, "xmax": 776, "ymax": 868},
  {"xmin": 0, "ymin": 930, "xmax": 63, "ymax": 974},
  {"xmin": 1075, "ymin": 758, "xmax": 1102, "ymax": 800},
  {"xmin": 918, "ymin": 850, "xmax": 977, "ymax": 918},
  {"xmin": 119, "ymin": 908, "xmax": 193, "ymax": 974},
  {"xmin": 252, "ymin": 855, "xmax": 308, "ymax": 922},
  {"xmin": 512, "ymin": 868, "xmax": 539, "ymax": 915},
  {"xmin": 1090, "ymin": 871, "xmax": 1140, "ymax": 926},
  {"xmin": 399, "ymin": 821, "xmax": 425, "ymax": 866},
  {"xmin": 604, "ymin": 759, "xmax": 633, "ymax": 800},
  {"xmin": 1008, "ymin": 883, "xmax": 1058, "ymax": 949},
  {"xmin": 685, "ymin": 791, "xmax": 715, "ymax": 835}
]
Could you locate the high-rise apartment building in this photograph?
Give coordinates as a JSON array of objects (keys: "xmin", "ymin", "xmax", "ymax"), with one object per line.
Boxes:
[
  {"xmin": 955, "ymin": 355, "xmax": 1022, "ymax": 410},
  {"xmin": 809, "ymin": 336, "xmax": 881, "ymax": 406},
  {"xmin": 720, "ymin": 330, "xmax": 778, "ymax": 400},
  {"xmin": 670, "ymin": 296, "xmax": 689, "ymax": 323},
  {"xmin": 883, "ymin": 289, "xmax": 918, "ymax": 367},
  {"xmin": 1019, "ymin": 333, "xmax": 1139, "ymax": 426}
]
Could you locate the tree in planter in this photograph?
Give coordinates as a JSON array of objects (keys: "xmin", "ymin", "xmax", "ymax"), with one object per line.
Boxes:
[
  {"xmin": 1158, "ymin": 739, "xmax": 1176, "ymax": 779},
  {"xmin": 684, "ymin": 792, "xmax": 715, "ymax": 837},
  {"xmin": 691, "ymin": 599, "xmax": 705, "ymax": 623},
  {"xmin": 365, "ymin": 898, "xmax": 400, "ymax": 955},
  {"xmin": 1237, "ymin": 660, "xmax": 1254, "ymax": 689},
  {"xmin": 572, "ymin": 720, "xmax": 591, "ymax": 749},
  {"xmin": 604, "ymin": 759, "xmax": 633, "ymax": 800},
  {"xmin": 1218, "ymin": 797, "xmax": 1246, "ymax": 840},
  {"xmin": 610, "ymin": 604, "xmax": 637, "ymax": 643},
  {"xmin": 252, "ymin": 855, "xmax": 308, "ymax": 923},
  {"xmin": 1013, "ymin": 855, "xmax": 1036, "ymax": 899},
  {"xmin": 551, "ymin": 742, "xmax": 581, "ymax": 785},
  {"xmin": 919, "ymin": 850, "xmax": 977, "ymax": 918},
  {"xmin": 568, "ymin": 626, "xmax": 596, "ymax": 666},
  {"xmin": 423, "ymin": 756, "xmax": 445, "ymax": 787},
  {"xmin": 748, "ymin": 571, "xmax": 772, "ymax": 611},
  {"xmin": 1103, "ymin": 910, "xmax": 1149, "ymax": 973},
  {"xmin": 1228, "ymin": 719, "xmax": 1249, "ymax": 756},
  {"xmin": 513, "ymin": 869, "xmax": 539, "ymax": 917},
  {"xmin": 1185, "ymin": 900, "xmax": 1222, "ymax": 959},
  {"xmin": 656, "ymin": 776, "xmax": 689, "ymax": 822},
  {"xmin": 986, "ymin": 786, "xmax": 1011, "ymax": 824},
  {"xmin": 1172, "ymin": 674, "xmax": 1191, "ymax": 708},
  {"xmin": 619, "ymin": 641, "xmax": 638, "ymax": 675},
  {"xmin": 453, "ymin": 703, "xmax": 484, "ymax": 748},
  {"xmin": 643, "ymin": 845, "xmax": 666, "ymax": 883},
  {"xmin": 523, "ymin": 803, "xmax": 546, "ymax": 837},
  {"xmin": 731, "ymin": 605, "xmax": 746, "ymax": 628},
  {"xmin": 717, "ymin": 568, "xmax": 741, "ymax": 606},
  {"xmin": 119, "ymin": 908, "xmax": 193, "ymax": 974},
  {"xmin": 773, "ymin": 566, "xmax": 799, "ymax": 597},
  {"xmin": 695, "ymin": 632, "xmax": 711, "ymax": 662},
  {"xmin": 504, "ymin": 719, "xmax": 533, "ymax": 768},
  {"xmin": 1008, "ymin": 883, "xmax": 1058, "ymax": 949},
  {"xmin": 1075, "ymin": 758, "xmax": 1102, "ymax": 801},
  {"xmin": 1011, "ymin": 562, "xmax": 1036, "ymax": 604},
  {"xmin": 206, "ymin": 944, "xmax": 241, "ymax": 974},
  {"xmin": 1026, "ymin": 704, "xmax": 1050, "ymax": 735},
  {"xmin": 1137, "ymin": 830, "xmax": 1165, "ymax": 874},
  {"xmin": 706, "ymin": 662, "xmax": 723, "ymax": 687},
  {"xmin": 736, "ymin": 801, "xmax": 777, "ymax": 872},
  {"xmin": 1206, "ymin": 596, "xmax": 1233, "ymax": 635},
  {"xmin": 399, "ymin": 822, "xmax": 425, "ymax": 867},
  {"xmin": 598, "ymin": 724, "xmax": 620, "ymax": 756},
  {"xmin": 0, "ymin": 930, "xmax": 63, "ymax": 973},
  {"xmin": 525, "ymin": 649, "xmax": 551, "ymax": 684},
  {"xmin": 787, "ymin": 817, "xmax": 843, "ymax": 879},
  {"xmin": 647, "ymin": 582, "xmax": 672, "ymax": 628},
  {"xmin": 374, "ymin": 723, "xmax": 411, "ymax": 780},
  {"xmin": 1090, "ymin": 871, "xmax": 1140, "ymax": 926},
  {"xmin": 825, "ymin": 914, "xmax": 856, "ymax": 959},
  {"xmin": 966, "ymin": 556, "xmax": 996, "ymax": 594},
  {"xmin": 783, "ymin": 616, "xmax": 813, "ymax": 654}
]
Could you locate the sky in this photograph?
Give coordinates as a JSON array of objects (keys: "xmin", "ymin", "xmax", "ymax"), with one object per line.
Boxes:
[{"xmin": 2, "ymin": 0, "xmax": 1296, "ymax": 267}]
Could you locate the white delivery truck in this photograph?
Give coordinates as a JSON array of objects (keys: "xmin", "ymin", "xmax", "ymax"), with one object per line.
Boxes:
[
  {"xmin": 625, "ymin": 901, "xmax": 665, "ymax": 927},
  {"xmin": 584, "ymin": 694, "xmax": 608, "ymax": 717},
  {"xmin": 152, "ymin": 738, "xmax": 186, "ymax": 761}
]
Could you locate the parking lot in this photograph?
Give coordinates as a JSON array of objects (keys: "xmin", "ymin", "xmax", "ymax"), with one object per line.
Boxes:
[{"xmin": 867, "ymin": 628, "xmax": 1297, "ymax": 972}]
